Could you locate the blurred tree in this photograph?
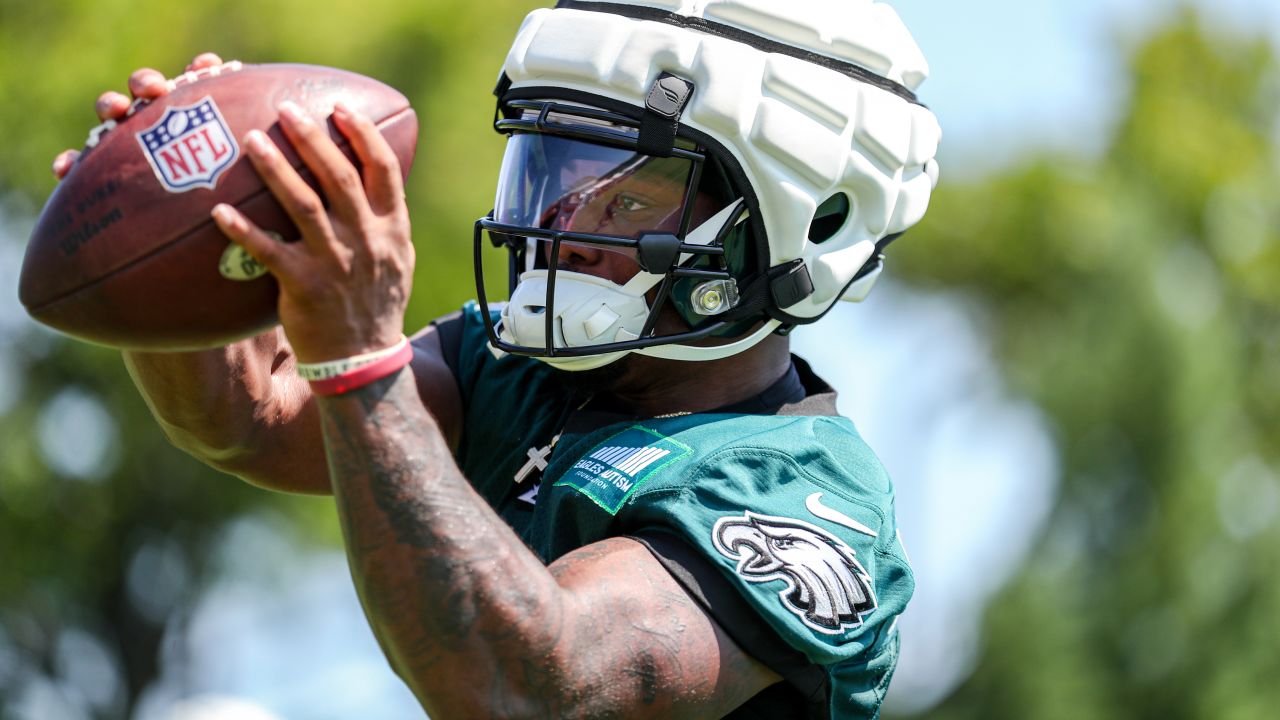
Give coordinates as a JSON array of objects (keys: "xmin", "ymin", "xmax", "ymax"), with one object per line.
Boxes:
[
  {"xmin": 890, "ymin": 11, "xmax": 1280, "ymax": 720},
  {"xmin": 4, "ymin": 2, "xmax": 1277, "ymax": 718},
  {"xmin": 0, "ymin": 0, "xmax": 542, "ymax": 717}
]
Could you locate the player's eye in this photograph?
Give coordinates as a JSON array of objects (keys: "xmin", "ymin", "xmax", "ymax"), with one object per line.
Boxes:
[{"xmin": 613, "ymin": 194, "xmax": 650, "ymax": 214}]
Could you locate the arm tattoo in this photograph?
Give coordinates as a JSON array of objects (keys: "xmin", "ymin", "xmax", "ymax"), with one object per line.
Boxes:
[{"xmin": 316, "ymin": 369, "xmax": 773, "ymax": 718}]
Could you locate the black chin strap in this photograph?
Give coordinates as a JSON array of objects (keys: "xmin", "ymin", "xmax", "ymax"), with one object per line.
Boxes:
[
  {"xmin": 719, "ymin": 232, "xmax": 906, "ymax": 328},
  {"xmin": 719, "ymin": 260, "xmax": 812, "ymax": 324}
]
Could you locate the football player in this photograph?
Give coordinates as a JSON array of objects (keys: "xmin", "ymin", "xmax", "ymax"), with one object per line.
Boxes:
[{"xmin": 55, "ymin": 1, "xmax": 940, "ymax": 717}]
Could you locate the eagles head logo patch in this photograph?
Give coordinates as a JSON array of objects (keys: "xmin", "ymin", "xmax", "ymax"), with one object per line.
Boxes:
[{"xmin": 713, "ymin": 511, "xmax": 877, "ymax": 634}]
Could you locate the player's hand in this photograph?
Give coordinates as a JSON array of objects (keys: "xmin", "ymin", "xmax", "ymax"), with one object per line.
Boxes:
[
  {"xmin": 209, "ymin": 102, "xmax": 413, "ymax": 365},
  {"xmin": 52, "ymin": 53, "xmax": 224, "ymax": 180}
]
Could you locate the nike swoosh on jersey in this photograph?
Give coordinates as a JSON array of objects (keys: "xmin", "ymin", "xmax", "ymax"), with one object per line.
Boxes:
[{"xmin": 805, "ymin": 492, "xmax": 878, "ymax": 538}]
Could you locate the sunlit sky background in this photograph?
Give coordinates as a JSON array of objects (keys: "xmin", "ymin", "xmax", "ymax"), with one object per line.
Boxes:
[
  {"xmin": 901, "ymin": 0, "xmax": 1280, "ymax": 175},
  {"xmin": 3, "ymin": 1, "xmax": 1279, "ymax": 718}
]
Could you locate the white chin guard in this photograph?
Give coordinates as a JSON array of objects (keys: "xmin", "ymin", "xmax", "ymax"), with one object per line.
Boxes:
[{"xmin": 499, "ymin": 268, "xmax": 658, "ymax": 372}]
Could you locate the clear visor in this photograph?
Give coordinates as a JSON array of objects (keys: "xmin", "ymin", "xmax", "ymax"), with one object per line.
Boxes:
[{"xmin": 494, "ymin": 132, "xmax": 699, "ymax": 272}]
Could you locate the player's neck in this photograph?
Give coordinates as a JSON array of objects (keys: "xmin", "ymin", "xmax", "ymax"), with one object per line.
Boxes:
[{"xmin": 603, "ymin": 334, "xmax": 793, "ymax": 418}]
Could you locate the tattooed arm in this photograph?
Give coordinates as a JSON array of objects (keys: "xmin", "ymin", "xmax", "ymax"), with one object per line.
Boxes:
[{"xmin": 319, "ymin": 369, "xmax": 779, "ymax": 718}]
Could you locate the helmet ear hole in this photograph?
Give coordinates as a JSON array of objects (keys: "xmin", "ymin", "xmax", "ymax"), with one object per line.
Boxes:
[{"xmin": 808, "ymin": 194, "xmax": 851, "ymax": 244}]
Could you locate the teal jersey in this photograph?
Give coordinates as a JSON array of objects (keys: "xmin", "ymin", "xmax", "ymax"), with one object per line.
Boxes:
[{"xmin": 437, "ymin": 302, "xmax": 914, "ymax": 719}]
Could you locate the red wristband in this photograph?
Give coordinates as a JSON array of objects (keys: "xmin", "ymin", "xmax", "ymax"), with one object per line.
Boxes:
[{"xmin": 308, "ymin": 341, "xmax": 414, "ymax": 396}]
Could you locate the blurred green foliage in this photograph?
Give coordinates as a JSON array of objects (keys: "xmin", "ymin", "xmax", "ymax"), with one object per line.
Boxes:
[
  {"xmin": 1, "ymin": 1, "xmax": 1277, "ymax": 718},
  {"xmin": 893, "ymin": 11, "xmax": 1280, "ymax": 720}
]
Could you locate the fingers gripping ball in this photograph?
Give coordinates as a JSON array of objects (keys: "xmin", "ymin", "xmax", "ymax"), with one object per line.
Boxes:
[{"xmin": 18, "ymin": 62, "xmax": 418, "ymax": 350}]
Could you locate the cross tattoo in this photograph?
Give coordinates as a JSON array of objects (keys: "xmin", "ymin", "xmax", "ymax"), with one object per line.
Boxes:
[{"xmin": 514, "ymin": 444, "xmax": 552, "ymax": 484}]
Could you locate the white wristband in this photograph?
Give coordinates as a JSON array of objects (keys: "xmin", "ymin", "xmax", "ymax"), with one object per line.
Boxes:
[{"xmin": 295, "ymin": 336, "xmax": 410, "ymax": 381}]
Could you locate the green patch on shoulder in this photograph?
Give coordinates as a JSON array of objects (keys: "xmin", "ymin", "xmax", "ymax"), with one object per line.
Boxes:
[{"xmin": 553, "ymin": 425, "xmax": 692, "ymax": 514}]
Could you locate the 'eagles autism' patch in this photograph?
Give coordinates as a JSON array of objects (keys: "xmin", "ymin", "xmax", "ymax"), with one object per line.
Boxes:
[
  {"xmin": 554, "ymin": 426, "xmax": 691, "ymax": 514},
  {"xmin": 136, "ymin": 97, "xmax": 238, "ymax": 192}
]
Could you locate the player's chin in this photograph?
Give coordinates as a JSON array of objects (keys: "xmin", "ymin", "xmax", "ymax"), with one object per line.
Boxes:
[{"xmin": 553, "ymin": 354, "xmax": 632, "ymax": 395}]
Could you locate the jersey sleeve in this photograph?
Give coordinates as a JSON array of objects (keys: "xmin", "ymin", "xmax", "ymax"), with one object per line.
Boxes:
[{"xmin": 618, "ymin": 430, "xmax": 913, "ymax": 718}]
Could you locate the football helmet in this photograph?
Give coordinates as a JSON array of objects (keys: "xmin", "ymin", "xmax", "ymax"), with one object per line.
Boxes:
[{"xmin": 475, "ymin": 0, "xmax": 941, "ymax": 370}]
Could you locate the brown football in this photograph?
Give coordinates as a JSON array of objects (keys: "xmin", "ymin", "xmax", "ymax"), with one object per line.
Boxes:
[{"xmin": 18, "ymin": 62, "xmax": 418, "ymax": 350}]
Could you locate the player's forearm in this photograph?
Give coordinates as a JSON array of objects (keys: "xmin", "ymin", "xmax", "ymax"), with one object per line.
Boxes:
[
  {"xmin": 123, "ymin": 330, "xmax": 330, "ymax": 493},
  {"xmin": 318, "ymin": 370, "xmax": 615, "ymax": 717},
  {"xmin": 124, "ymin": 344, "xmax": 265, "ymax": 452}
]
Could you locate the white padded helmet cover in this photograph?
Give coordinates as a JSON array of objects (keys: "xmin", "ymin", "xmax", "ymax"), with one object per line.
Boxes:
[{"xmin": 502, "ymin": 0, "xmax": 942, "ymax": 320}]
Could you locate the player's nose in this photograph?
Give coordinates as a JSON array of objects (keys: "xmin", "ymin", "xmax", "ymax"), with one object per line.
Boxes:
[{"xmin": 553, "ymin": 240, "xmax": 605, "ymax": 272}]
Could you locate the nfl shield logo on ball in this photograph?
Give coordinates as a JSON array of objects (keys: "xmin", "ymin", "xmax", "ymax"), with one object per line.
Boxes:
[{"xmin": 136, "ymin": 97, "xmax": 239, "ymax": 192}]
